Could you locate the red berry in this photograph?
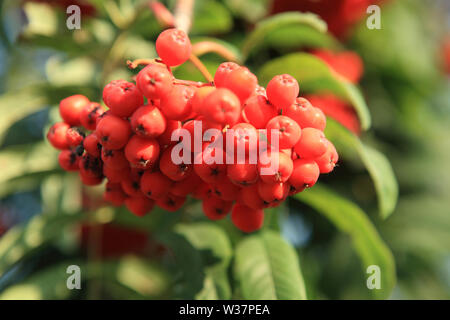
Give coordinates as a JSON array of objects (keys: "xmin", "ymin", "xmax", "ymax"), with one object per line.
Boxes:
[
  {"xmin": 171, "ymin": 172, "xmax": 202, "ymax": 197},
  {"xmin": 285, "ymin": 97, "xmax": 326, "ymax": 131},
  {"xmin": 192, "ymin": 182, "xmax": 213, "ymax": 200},
  {"xmin": 79, "ymin": 102, "xmax": 105, "ymax": 130},
  {"xmin": 191, "ymin": 86, "xmax": 215, "ymax": 115},
  {"xmin": 202, "ymin": 196, "xmax": 233, "ymax": 220},
  {"xmin": 59, "ymin": 94, "xmax": 90, "ymax": 126},
  {"xmin": 211, "ymin": 178, "xmax": 240, "ymax": 201},
  {"xmin": 102, "ymin": 80, "xmax": 144, "ymax": 117},
  {"xmin": 47, "ymin": 122, "xmax": 70, "ymax": 150},
  {"xmin": 156, "ymin": 193, "xmax": 186, "ymax": 212},
  {"xmin": 156, "ymin": 28, "xmax": 192, "ymax": 67},
  {"xmin": 140, "ymin": 170, "xmax": 172, "ymax": 200},
  {"xmin": 79, "ymin": 171, "xmax": 103, "ymax": 186},
  {"xmin": 265, "ymin": 115, "xmax": 301, "ymax": 149},
  {"xmin": 103, "ymin": 164, "xmax": 130, "ymax": 183},
  {"xmin": 58, "ymin": 150, "xmax": 79, "ymax": 171},
  {"xmin": 220, "ymin": 67, "xmax": 258, "ymax": 103},
  {"xmin": 240, "ymin": 184, "xmax": 269, "ymax": 210},
  {"xmin": 266, "ymin": 74, "xmax": 299, "ymax": 111},
  {"xmin": 101, "ymin": 149, "xmax": 128, "ymax": 169},
  {"xmin": 78, "ymin": 153, "xmax": 103, "ymax": 179},
  {"xmin": 258, "ymin": 150, "xmax": 293, "ymax": 183},
  {"xmin": 315, "ymin": 140, "xmax": 338, "ymax": 173},
  {"xmin": 231, "ymin": 203, "xmax": 264, "ymax": 233},
  {"xmin": 104, "ymin": 182, "xmax": 127, "ymax": 207},
  {"xmin": 257, "ymin": 180, "xmax": 289, "ymax": 204},
  {"xmin": 241, "ymin": 95, "xmax": 277, "ymax": 129},
  {"xmin": 229, "ymin": 123, "xmax": 259, "ymax": 157},
  {"xmin": 124, "ymin": 135, "xmax": 160, "ymax": 169},
  {"xmin": 159, "ymin": 145, "xmax": 192, "ymax": 181},
  {"xmin": 214, "ymin": 62, "xmax": 239, "ymax": 87},
  {"xmin": 160, "ymin": 85, "xmax": 195, "ymax": 121},
  {"xmin": 96, "ymin": 114, "xmax": 131, "ymax": 150},
  {"xmin": 125, "ymin": 195, "xmax": 155, "ymax": 216},
  {"xmin": 201, "ymin": 88, "xmax": 241, "ymax": 127},
  {"xmin": 130, "ymin": 104, "xmax": 166, "ymax": 138},
  {"xmin": 66, "ymin": 127, "xmax": 85, "ymax": 147},
  {"xmin": 121, "ymin": 170, "xmax": 143, "ymax": 197},
  {"xmin": 136, "ymin": 64, "xmax": 173, "ymax": 99},
  {"xmin": 227, "ymin": 163, "xmax": 258, "ymax": 186},
  {"xmin": 158, "ymin": 119, "xmax": 182, "ymax": 147},
  {"xmin": 83, "ymin": 133, "xmax": 101, "ymax": 157},
  {"xmin": 293, "ymin": 128, "xmax": 328, "ymax": 159},
  {"xmin": 194, "ymin": 144, "xmax": 227, "ymax": 184},
  {"xmin": 289, "ymin": 159, "xmax": 320, "ymax": 193}
]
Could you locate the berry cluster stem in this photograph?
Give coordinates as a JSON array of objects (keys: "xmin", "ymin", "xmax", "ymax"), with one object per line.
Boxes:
[
  {"xmin": 189, "ymin": 54, "xmax": 214, "ymax": 83},
  {"xmin": 174, "ymin": 0, "xmax": 194, "ymax": 33}
]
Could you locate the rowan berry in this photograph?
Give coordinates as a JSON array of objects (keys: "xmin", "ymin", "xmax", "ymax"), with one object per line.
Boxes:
[
  {"xmin": 214, "ymin": 62, "xmax": 239, "ymax": 87},
  {"xmin": 191, "ymin": 182, "xmax": 213, "ymax": 200},
  {"xmin": 79, "ymin": 102, "xmax": 105, "ymax": 130},
  {"xmin": 103, "ymin": 164, "xmax": 130, "ymax": 183},
  {"xmin": 96, "ymin": 114, "xmax": 131, "ymax": 150},
  {"xmin": 58, "ymin": 150, "xmax": 79, "ymax": 171},
  {"xmin": 266, "ymin": 115, "xmax": 301, "ymax": 149},
  {"xmin": 47, "ymin": 122, "xmax": 70, "ymax": 150},
  {"xmin": 125, "ymin": 194, "xmax": 155, "ymax": 216},
  {"xmin": 191, "ymin": 86, "xmax": 215, "ymax": 115},
  {"xmin": 121, "ymin": 170, "xmax": 143, "ymax": 197},
  {"xmin": 240, "ymin": 184, "xmax": 269, "ymax": 210},
  {"xmin": 140, "ymin": 170, "xmax": 172, "ymax": 200},
  {"xmin": 83, "ymin": 133, "xmax": 101, "ymax": 157},
  {"xmin": 157, "ymin": 119, "xmax": 182, "ymax": 147},
  {"xmin": 231, "ymin": 203, "xmax": 264, "ymax": 233},
  {"xmin": 293, "ymin": 128, "xmax": 328, "ymax": 159},
  {"xmin": 227, "ymin": 163, "xmax": 258, "ymax": 186},
  {"xmin": 66, "ymin": 127, "xmax": 85, "ymax": 147},
  {"xmin": 220, "ymin": 67, "xmax": 258, "ymax": 103},
  {"xmin": 194, "ymin": 143, "xmax": 227, "ymax": 184},
  {"xmin": 160, "ymin": 85, "xmax": 195, "ymax": 121},
  {"xmin": 78, "ymin": 153, "xmax": 103, "ymax": 179},
  {"xmin": 315, "ymin": 140, "xmax": 338, "ymax": 173},
  {"xmin": 201, "ymin": 88, "xmax": 241, "ymax": 127},
  {"xmin": 79, "ymin": 171, "xmax": 103, "ymax": 186},
  {"xmin": 102, "ymin": 80, "xmax": 144, "ymax": 117},
  {"xmin": 156, "ymin": 28, "xmax": 192, "ymax": 67},
  {"xmin": 101, "ymin": 148, "xmax": 128, "ymax": 169},
  {"xmin": 159, "ymin": 145, "xmax": 192, "ymax": 181},
  {"xmin": 136, "ymin": 64, "xmax": 173, "ymax": 99},
  {"xmin": 258, "ymin": 150, "xmax": 293, "ymax": 183},
  {"xmin": 266, "ymin": 74, "xmax": 299, "ymax": 111},
  {"xmin": 130, "ymin": 104, "xmax": 166, "ymax": 138},
  {"xmin": 171, "ymin": 172, "xmax": 202, "ymax": 197},
  {"xmin": 257, "ymin": 180, "xmax": 289, "ymax": 203},
  {"xmin": 59, "ymin": 94, "xmax": 90, "ymax": 126},
  {"xmin": 230, "ymin": 123, "xmax": 259, "ymax": 157},
  {"xmin": 104, "ymin": 182, "xmax": 127, "ymax": 207},
  {"xmin": 285, "ymin": 97, "xmax": 326, "ymax": 131},
  {"xmin": 289, "ymin": 159, "xmax": 320, "ymax": 193},
  {"xmin": 211, "ymin": 178, "xmax": 240, "ymax": 201},
  {"xmin": 241, "ymin": 95, "xmax": 277, "ymax": 129},
  {"xmin": 124, "ymin": 135, "xmax": 160, "ymax": 169},
  {"xmin": 156, "ymin": 193, "xmax": 186, "ymax": 212},
  {"xmin": 202, "ymin": 196, "xmax": 233, "ymax": 220}
]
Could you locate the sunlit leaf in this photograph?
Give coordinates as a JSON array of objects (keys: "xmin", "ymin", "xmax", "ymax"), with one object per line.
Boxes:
[
  {"xmin": 295, "ymin": 184, "xmax": 396, "ymax": 299},
  {"xmin": 234, "ymin": 230, "xmax": 307, "ymax": 300}
]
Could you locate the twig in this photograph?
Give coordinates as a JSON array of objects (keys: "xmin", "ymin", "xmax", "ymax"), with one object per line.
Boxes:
[
  {"xmin": 188, "ymin": 53, "xmax": 214, "ymax": 83},
  {"xmin": 192, "ymin": 41, "xmax": 241, "ymax": 63}
]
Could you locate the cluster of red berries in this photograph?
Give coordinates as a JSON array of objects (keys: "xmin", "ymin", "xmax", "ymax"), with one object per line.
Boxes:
[{"xmin": 47, "ymin": 28, "xmax": 338, "ymax": 233}]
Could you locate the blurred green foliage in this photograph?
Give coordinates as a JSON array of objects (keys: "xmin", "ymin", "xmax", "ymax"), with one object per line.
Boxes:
[{"xmin": 0, "ymin": 0, "xmax": 448, "ymax": 300}]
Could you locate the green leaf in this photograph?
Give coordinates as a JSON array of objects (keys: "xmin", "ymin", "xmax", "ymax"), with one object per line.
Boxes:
[
  {"xmin": 234, "ymin": 230, "xmax": 307, "ymax": 300},
  {"xmin": 191, "ymin": 1, "xmax": 233, "ymax": 35},
  {"xmin": 295, "ymin": 185, "xmax": 396, "ymax": 299},
  {"xmin": 258, "ymin": 53, "xmax": 371, "ymax": 130},
  {"xmin": 242, "ymin": 12, "xmax": 328, "ymax": 61},
  {"xmin": 325, "ymin": 120, "xmax": 398, "ymax": 218},
  {"xmin": 159, "ymin": 222, "xmax": 233, "ymax": 300},
  {"xmin": 224, "ymin": 0, "xmax": 270, "ymax": 23},
  {"xmin": 0, "ymin": 212, "xmax": 83, "ymax": 277},
  {"xmin": 0, "ymin": 257, "xmax": 170, "ymax": 299}
]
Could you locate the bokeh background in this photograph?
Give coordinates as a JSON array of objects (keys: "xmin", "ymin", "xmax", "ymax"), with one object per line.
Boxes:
[{"xmin": 0, "ymin": 0, "xmax": 449, "ymax": 300}]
